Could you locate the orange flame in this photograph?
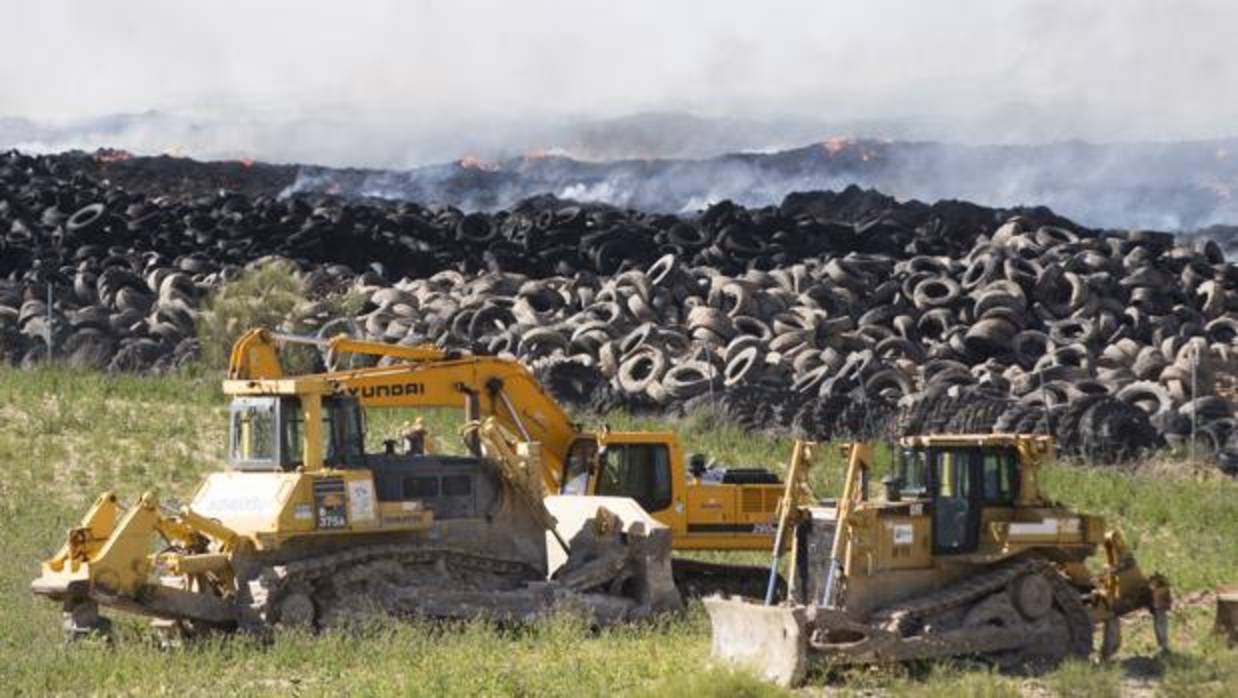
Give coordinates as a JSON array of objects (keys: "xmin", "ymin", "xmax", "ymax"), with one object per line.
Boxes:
[
  {"xmin": 822, "ymin": 136, "xmax": 851, "ymax": 157},
  {"xmin": 458, "ymin": 155, "xmax": 500, "ymax": 172},
  {"xmin": 239, "ymin": 158, "xmax": 255, "ymax": 168},
  {"xmin": 94, "ymin": 148, "xmax": 133, "ymax": 163}
]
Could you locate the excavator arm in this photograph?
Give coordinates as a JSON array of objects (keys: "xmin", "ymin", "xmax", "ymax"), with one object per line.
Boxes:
[
  {"xmin": 227, "ymin": 327, "xmax": 450, "ymax": 379},
  {"xmin": 225, "ymin": 328, "xmax": 584, "ymax": 492}
]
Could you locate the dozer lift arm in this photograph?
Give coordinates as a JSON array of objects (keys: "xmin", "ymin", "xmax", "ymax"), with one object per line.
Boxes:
[
  {"xmin": 225, "ymin": 328, "xmax": 583, "ymax": 493},
  {"xmin": 764, "ymin": 440, "xmax": 816, "ymax": 604},
  {"xmin": 33, "ymin": 492, "xmax": 240, "ymax": 612},
  {"xmin": 1097, "ymin": 529, "xmax": 1173, "ymax": 657},
  {"xmin": 819, "ymin": 442, "xmax": 874, "ymax": 609},
  {"xmin": 462, "ymin": 417, "xmax": 568, "ymax": 552}
]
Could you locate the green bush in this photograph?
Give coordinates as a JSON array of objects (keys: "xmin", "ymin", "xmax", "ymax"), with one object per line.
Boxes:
[{"xmin": 195, "ymin": 260, "xmax": 364, "ymax": 371}]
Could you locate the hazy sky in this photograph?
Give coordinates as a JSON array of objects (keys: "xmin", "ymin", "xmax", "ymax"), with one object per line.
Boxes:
[{"xmin": 4, "ymin": 1, "xmax": 1236, "ymax": 145}]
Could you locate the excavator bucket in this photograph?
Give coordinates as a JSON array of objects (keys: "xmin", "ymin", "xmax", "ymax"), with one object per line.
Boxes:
[{"xmin": 703, "ymin": 597, "xmax": 810, "ymax": 687}]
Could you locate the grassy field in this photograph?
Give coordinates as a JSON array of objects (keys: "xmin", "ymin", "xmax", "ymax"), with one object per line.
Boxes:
[{"xmin": 0, "ymin": 366, "xmax": 1235, "ymax": 697}]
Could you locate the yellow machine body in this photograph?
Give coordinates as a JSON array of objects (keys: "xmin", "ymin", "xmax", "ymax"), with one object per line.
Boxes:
[
  {"xmin": 808, "ymin": 435, "xmax": 1107, "ymax": 620},
  {"xmin": 33, "ymin": 366, "xmax": 683, "ymax": 633},
  {"xmin": 706, "ymin": 434, "xmax": 1173, "ymax": 687},
  {"xmin": 226, "ymin": 328, "xmax": 787, "ymax": 552},
  {"xmin": 566, "ymin": 429, "xmax": 786, "ymax": 550}
]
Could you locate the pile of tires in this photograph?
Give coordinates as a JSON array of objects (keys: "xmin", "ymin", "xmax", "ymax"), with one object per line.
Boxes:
[
  {"xmin": 2, "ymin": 150, "xmax": 1237, "ymax": 466},
  {"xmin": 337, "ymin": 218, "xmax": 1237, "ymax": 463}
]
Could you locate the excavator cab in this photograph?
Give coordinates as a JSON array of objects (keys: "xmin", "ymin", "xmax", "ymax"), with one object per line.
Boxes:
[
  {"xmin": 594, "ymin": 441, "xmax": 675, "ymax": 513},
  {"xmin": 559, "ymin": 437, "xmax": 677, "ymax": 514},
  {"xmin": 560, "ymin": 435, "xmax": 679, "ymax": 514}
]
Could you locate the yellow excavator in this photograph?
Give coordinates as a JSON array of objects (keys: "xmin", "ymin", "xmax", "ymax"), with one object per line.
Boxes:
[
  {"xmin": 227, "ymin": 328, "xmax": 799, "ymax": 593},
  {"xmin": 705, "ymin": 435, "xmax": 1173, "ymax": 686}
]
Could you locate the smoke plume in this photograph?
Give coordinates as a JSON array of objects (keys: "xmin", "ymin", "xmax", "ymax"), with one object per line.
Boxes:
[{"xmin": 4, "ymin": 1, "xmax": 1238, "ymax": 230}]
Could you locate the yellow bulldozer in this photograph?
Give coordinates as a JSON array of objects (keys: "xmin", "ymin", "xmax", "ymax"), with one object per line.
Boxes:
[
  {"xmin": 705, "ymin": 435, "xmax": 1172, "ymax": 686},
  {"xmin": 32, "ymin": 358, "xmax": 684, "ymax": 639}
]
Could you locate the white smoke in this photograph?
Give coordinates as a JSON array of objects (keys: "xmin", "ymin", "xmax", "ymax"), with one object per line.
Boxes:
[
  {"xmin": 5, "ymin": 0, "xmax": 1238, "ymax": 164},
  {"xmin": 5, "ymin": 1, "xmax": 1238, "ymax": 230}
]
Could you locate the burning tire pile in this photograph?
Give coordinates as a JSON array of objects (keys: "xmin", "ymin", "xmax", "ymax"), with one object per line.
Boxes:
[{"xmin": 2, "ymin": 150, "xmax": 1237, "ymax": 466}]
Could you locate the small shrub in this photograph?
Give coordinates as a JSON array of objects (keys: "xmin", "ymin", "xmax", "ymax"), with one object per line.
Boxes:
[{"xmin": 196, "ymin": 260, "xmax": 364, "ymax": 372}]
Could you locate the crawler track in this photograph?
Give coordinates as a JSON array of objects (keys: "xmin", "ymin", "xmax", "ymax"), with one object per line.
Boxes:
[
  {"xmin": 814, "ymin": 556, "xmax": 1094, "ymax": 664},
  {"xmin": 242, "ymin": 543, "xmax": 577, "ymax": 630}
]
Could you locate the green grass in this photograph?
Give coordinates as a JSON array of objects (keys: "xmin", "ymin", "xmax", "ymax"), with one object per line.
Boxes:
[
  {"xmin": 1, "ymin": 366, "xmax": 1236, "ymax": 696},
  {"xmin": 1039, "ymin": 465, "xmax": 1238, "ymax": 591}
]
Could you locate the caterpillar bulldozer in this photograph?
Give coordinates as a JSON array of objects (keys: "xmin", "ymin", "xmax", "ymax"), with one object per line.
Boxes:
[
  {"xmin": 223, "ymin": 328, "xmax": 797, "ymax": 594},
  {"xmin": 32, "ymin": 367, "xmax": 683, "ymax": 639},
  {"xmin": 705, "ymin": 435, "xmax": 1173, "ymax": 687}
]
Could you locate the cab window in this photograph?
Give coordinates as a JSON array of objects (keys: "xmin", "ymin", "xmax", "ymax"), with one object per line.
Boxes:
[
  {"xmin": 595, "ymin": 443, "xmax": 673, "ymax": 512},
  {"xmin": 561, "ymin": 439, "xmax": 598, "ymax": 495},
  {"xmin": 929, "ymin": 447, "xmax": 981, "ymax": 554},
  {"xmin": 981, "ymin": 448, "xmax": 1020, "ymax": 504},
  {"xmin": 282, "ymin": 398, "xmax": 366, "ymax": 468},
  {"xmin": 230, "ymin": 399, "xmax": 277, "ymax": 466},
  {"xmin": 898, "ymin": 448, "xmax": 929, "ymax": 496},
  {"xmin": 935, "ymin": 449, "xmax": 974, "ymax": 498},
  {"xmin": 324, "ymin": 398, "xmax": 366, "ymax": 466},
  {"xmin": 282, "ymin": 405, "xmax": 333, "ymax": 466}
]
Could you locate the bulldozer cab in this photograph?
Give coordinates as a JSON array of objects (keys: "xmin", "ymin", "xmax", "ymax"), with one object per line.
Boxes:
[
  {"xmin": 228, "ymin": 394, "xmax": 366, "ymax": 472},
  {"xmin": 895, "ymin": 438, "xmax": 1028, "ymax": 555}
]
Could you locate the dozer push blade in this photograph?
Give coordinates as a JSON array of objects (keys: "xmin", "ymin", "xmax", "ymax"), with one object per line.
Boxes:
[
  {"xmin": 703, "ymin": 596, "xmax": 809, "ymax": 687},
  {"xmin": 1216, "ymin": 584, "xmax": 1238, "ymax": 647}
]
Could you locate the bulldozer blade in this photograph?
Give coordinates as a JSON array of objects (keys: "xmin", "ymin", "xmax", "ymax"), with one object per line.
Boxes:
[
  {"xmin": 703, "ymin": 596, "xmax": 809, "ymax": 687},
  {"xmin": 544, "ymin": 495, "xmax": 682, "ymax": 615},
  {"xmin": 1216, "ymin": 584, "xmax": 1238, "ymax": 648}
]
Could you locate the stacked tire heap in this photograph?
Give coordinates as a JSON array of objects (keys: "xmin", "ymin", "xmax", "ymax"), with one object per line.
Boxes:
[
  {"xmin": 341, "ymin": 220, "xmax": 1238, "ymax": 465},
  {"xmin": 0, "ymin": 150, "xmax": 1068, "ymax": 372},
  {"xmin": 2, "ymin": 150, "xmax": 1237, "ymax": 467}
]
